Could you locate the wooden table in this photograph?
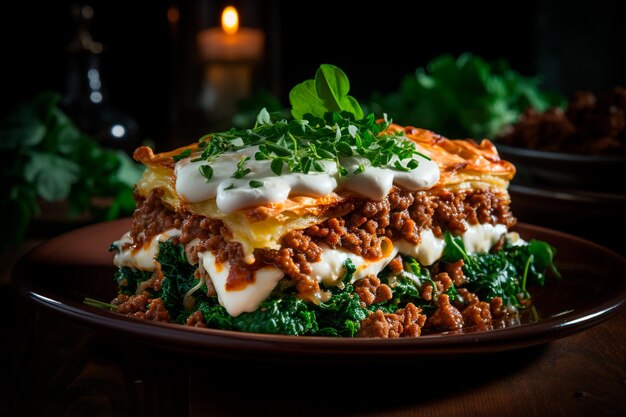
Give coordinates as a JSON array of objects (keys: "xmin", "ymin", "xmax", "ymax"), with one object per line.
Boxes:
[{"xmin": 1, "ymin": 278, "xmax": 624, "ymax": 417}]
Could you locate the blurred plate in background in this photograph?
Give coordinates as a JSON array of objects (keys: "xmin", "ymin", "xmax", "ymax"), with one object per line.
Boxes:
[
  {"xmin": 508, "ymin": 184, "xmax": 626, "ymax": 256},
  {"xmin": 496, "ymin": 144, "xmax": 626, "ymax": 194}
]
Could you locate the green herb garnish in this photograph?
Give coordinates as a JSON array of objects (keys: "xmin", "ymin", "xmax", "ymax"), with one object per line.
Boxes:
[
  {"xmin": 199, "ymin": 164, "xmax": 213, "ymax": 181},
  {"xmin": 172, "ymin": 148, "xmax": 191, "ymax": 162},
  {"xmin": 289, "ymin": 64, "xmax": 364, "ymax": 120},
  {"xmin": 231, "ymin": 156, "xmax": 252, "ymax": 179},
  {"xmin": 192, "ymin": 64, "xmax": 428, "ymax": 181},
  {"xmin": 249, "ymin": 180, "xmax": 263, "ymax": 188}
]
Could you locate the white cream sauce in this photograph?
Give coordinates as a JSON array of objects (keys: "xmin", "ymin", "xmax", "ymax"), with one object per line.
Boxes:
[{"xmin": 175, "ymin": 144, "xmax": 439, "ymax": 213}]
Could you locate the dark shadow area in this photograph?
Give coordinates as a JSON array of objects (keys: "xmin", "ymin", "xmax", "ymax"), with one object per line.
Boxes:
[{"xmin": 2, "ymin": 299, "xmax": 549, "ymax": 417}]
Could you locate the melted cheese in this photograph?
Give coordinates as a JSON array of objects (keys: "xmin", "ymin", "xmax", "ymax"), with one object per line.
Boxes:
[
  {"xmin": 199, "ymin": 251, "xmax": 284, "ymax": 317},
  {"xmin": 113, "ymin": 229, "xmax": 181, "ymax": 270},
  {"xmin": 462, "ymin": 223, "xmax": 508, "ymax": 254},
  {"xmin": 310, "ymin": 239, "xmax": 398, "ymax": 285}
]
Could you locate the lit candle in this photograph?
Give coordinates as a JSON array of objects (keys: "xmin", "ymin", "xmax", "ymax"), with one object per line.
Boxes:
[{"xmin": 197, "ymin": 6, "xmax": 265, "ymax": 121}]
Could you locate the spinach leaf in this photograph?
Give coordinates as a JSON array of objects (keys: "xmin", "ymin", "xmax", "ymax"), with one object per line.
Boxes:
[
  {"xmin": 317, "ymin": 287, "xmax": 368, "ymax": 337},
  {"xmin": 114, "ymin": 267, "xmax": 152, "ymax": 296},
  {"xmin": 463, "ymin": 251, "xmax": 522, "ymax": 306},
  {"xmin": 197, "ymin": 299, "xmax": 234, "ymax": 330},
  {"xmin": 234, "ymin": 296, "xmax": 318, "ymax": 335},
  {"xmin": 441, "ymin": 232, "xmax": 471, "ymax": 264},
  {"xmin": 317, "ymin": 259, "xmax": 369, "ymax": 337},
  {"xmin": 156, "ymin": 240, "xmax": 198, "ymax": 315},
  {"xmin": 440, "ymin": 235, "xmax": 560, "ymax": 306}
]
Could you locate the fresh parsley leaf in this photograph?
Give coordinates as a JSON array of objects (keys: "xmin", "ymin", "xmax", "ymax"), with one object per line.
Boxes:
[
  {"xmin": 232, "ymin": 156, "xmax": 251, "ymax": 179},
  {"xmin": 172, "ymin": 148, "xmax": 192, "ymax": 162},
  {"xmin": 199, "ymin": 164, "xmax": 213, "ymax": 181},
  {"xmin": 290, "ymin": 64, "xmax": 364, "ymax": 120},
  {"xmin": 256, "ymin": 107, "xmax": 272, "ymax": 126}
]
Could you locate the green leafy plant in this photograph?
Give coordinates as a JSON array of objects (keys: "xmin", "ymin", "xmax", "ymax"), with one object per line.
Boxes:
[
  {"xmin": 0, "ymin": 92, "xmax": 143, "ymax": 249},
  {"xmin": 367, "ymin": 53, "xmax": 565, "ymax": 139}
]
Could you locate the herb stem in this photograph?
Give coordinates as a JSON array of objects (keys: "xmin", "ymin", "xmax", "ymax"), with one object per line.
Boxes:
[{"xmin": 84, "ymin": 297, "xmax": 118, "ymax": 311}]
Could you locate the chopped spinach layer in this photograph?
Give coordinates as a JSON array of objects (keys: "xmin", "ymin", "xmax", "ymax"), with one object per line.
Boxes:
[{"xmin": 113, "ymin": 236, "xmax": 558, "ymax": 336}]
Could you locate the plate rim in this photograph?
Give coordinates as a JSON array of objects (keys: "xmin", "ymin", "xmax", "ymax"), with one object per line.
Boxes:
[{"xmin": 496, "ymin": 143, "xmax": 626, "ymax": 164}]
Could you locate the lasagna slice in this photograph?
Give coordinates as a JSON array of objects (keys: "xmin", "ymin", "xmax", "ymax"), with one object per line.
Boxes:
[{"xmin": 109, "ymin": 114, "xmax": 555, "ymax": 337}]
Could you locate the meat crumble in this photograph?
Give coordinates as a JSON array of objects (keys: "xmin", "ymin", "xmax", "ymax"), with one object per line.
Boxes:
[{"xmin": 131, "ymin": 186, "xmax": 514, "ymax": 283}]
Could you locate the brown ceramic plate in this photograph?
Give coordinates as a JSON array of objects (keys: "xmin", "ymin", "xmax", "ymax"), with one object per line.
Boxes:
[{"xmin": 12, "ymin": 218, "xmax": 626, "ymax": 358}]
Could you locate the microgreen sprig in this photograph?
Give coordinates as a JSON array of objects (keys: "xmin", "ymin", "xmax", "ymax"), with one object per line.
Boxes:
[
  {"xmin": 194, "ymin": 110, "xmax": 428, "ymax": 180},
  {"xmin": 187, "ymin": 64, "xmax": 430, "ymax": 182}
]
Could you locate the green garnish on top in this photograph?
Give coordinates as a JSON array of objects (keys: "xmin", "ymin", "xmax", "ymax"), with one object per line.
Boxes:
[
  {"xmin": 289, "ymin": 64, "xmax": 364, "ymax": 120},
  {"xmin": 177, "ymin": 64, "xmax": 429, "ymax": 182}
]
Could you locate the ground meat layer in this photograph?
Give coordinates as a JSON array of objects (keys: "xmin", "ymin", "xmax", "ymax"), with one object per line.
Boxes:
[{"xmin": 129, "ymin": 186, "xmax": 515, "ymax": 301}]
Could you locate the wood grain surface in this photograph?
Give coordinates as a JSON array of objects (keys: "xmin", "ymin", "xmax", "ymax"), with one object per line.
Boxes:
[{"xmin": 2, "ymin": 279, "xmax": 624, "ymax": 417}]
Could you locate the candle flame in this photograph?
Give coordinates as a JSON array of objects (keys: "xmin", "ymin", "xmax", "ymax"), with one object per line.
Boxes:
[
  {"xmin": 167, "ymin": 6, "xmax": 179, "ymax": 24},
  {"xmin": 221, "ymin": 6, "xmax": 239, "ymax": 35}
]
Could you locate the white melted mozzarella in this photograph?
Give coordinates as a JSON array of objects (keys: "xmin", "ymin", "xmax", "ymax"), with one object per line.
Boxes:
[
  {"xmin": 309, "ymin": 223, "xmax": 508, "ymax": 287},
  {"xmin": 199, "ymin": 251, "xmax": 284, "ymax": 317},
  {"xmin": 113, "ymin": 229, "xmax": 181, "ymax": 270},
  {"xmin": 394, "ymin": 229, "xmax": 446, "ymax": 266},
  {"xmin": 175, "ymin": 144, "xmax": 439, "ymax": 214},
  {"xmin": 462, "ymin": 223, "xmax": 508, "ymax": 254},
  {"xmin": 309, "ymin": 242, "xmax": 399, "ymax": 285}
]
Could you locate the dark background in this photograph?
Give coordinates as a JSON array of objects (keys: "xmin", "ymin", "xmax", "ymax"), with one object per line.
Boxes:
[{"xmin": 2, "ymin": 0, "xmax": 625, "ymax": 150}]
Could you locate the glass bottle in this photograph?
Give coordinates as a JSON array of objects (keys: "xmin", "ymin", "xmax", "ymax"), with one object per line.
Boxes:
[{"xmin": 60, "ymin": 4, "xmax": 140, "ymax": 154}]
